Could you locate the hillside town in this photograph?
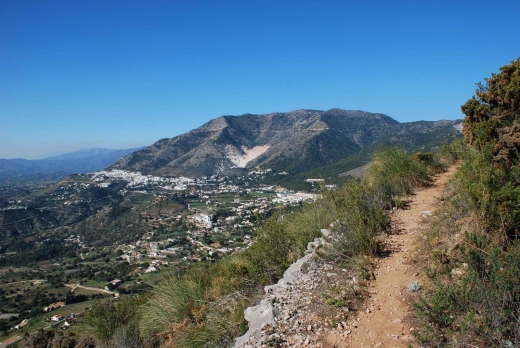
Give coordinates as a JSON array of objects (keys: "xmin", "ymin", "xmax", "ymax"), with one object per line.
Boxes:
[{"xmin": 0, "ymin": 167, "xmax": 319, "ymax": 339}]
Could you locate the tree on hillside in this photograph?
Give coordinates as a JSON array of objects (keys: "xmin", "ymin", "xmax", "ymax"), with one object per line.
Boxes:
[{"xmin": 461, "ymin": 57, "xmax": 520, "ymax": 168}]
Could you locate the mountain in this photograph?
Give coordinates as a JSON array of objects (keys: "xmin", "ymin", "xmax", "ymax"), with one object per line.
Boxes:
[
  {"xmin": 0, "ymin": 147, "xmax": 145, "ymax": 184},
  {"xmin": 43, "ymin": 148, "xmax": 132, "ymax": 161},
  {"xmin": 111, "ymin": 109, "xmax": 462, "ymax": 178}
]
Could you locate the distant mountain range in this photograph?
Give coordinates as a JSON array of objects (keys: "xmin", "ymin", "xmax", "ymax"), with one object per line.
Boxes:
[
  {"xmin": 44, "ymin": 148, "xmax": 139, "ymax": 161},
  {"xmin": 0, "ymin": 147, "xmax": 145, "ymax": 184},
  {"xmin": 111, "ymin": 109, "xmax": 462, "ymax": 181}
]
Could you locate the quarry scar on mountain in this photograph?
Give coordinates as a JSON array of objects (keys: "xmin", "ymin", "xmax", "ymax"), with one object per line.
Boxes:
[{"xmin": 225, "ymin": 145, "xmax": 271, "ymax": 168}]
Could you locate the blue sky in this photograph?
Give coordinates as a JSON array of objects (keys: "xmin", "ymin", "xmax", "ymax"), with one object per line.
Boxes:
[{"xmin": 1, "ymin": 0, "xmax": 519, "ymax": 159}]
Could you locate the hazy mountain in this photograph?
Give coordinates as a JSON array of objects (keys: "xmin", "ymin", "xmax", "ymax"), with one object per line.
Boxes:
[
  {"xmin": 44, "ymin": 148, "xmax": 132, "ymax": 161},
  {"xmin": 0, "ymin": 147, "xmax": 145, "ymax": 184},
  {"xmin": 111, "ymin": 109, "xmax": 462, "ymax": 177}
]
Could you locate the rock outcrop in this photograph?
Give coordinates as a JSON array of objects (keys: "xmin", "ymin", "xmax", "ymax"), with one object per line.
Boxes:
[{"xmin": 235, "ymin": 229, "xmax": 361, "ymax": 348}]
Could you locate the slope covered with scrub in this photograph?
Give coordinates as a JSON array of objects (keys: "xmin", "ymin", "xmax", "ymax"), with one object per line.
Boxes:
[{"xmin": 410, "ymin": 57, "xmax": 520, "ymax": 347}]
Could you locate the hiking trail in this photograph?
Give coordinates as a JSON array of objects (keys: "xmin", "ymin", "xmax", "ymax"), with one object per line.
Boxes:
[{"xmin": 326, "ymin": 166, "xmax": 457, "ymax": 347}]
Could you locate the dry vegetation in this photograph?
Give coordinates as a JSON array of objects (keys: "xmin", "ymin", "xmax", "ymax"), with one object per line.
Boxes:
[{"xmin": 409, "ymin": 58, "xmax": 520, "ymax": 347}]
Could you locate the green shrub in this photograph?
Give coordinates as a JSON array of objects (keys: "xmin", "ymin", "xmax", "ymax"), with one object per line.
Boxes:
[
  {"xmin": 22, "ymin": 330, "xmax": 96, "ymax": 348},
  {"xmin": 461, "ymin": 57, "xmax": 520, "ymax": 169},
  {"xmin": 245, "ymin": 217, "xmax": 297, "ymax": 283},
  {"xmin": 412, "ymin": 151, "xmax": 447, "ymax": 175},
  {"xmin": 454, "ymin": 145, "xmax": 520, "ymax": 240},
  {"xmin": 440, "ymin": 138, "xmax": 470, "ymax": 164},
  {"xmin": 367, "ymin": 147, "xmax": 431, "ymax": 198},
  {"xmin": 322, "ymin": 179, "xmax": 389, "ymax": 260},
  {"xmin": 139, "ymin": 272, "xmax": 210, "ymax": 338}
]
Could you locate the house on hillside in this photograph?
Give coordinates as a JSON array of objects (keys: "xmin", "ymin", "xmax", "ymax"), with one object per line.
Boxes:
[
  {"xmin": 145, "ymin": 265, "xmax": 158, "ymax": 273},
  {"xmin": 50, "ymin": 314, "xmax": 63, "ymax": 322},
  {"xmin": 15, "ymin": 319, "xmax": 29, "ymax": 329},
  {"xmin": 43, "ymin": 302, "xmax": 65, "ymax": 312},
  {"xmin": 132, "ymin": 252, "xmax": 144, "ymax": 259},
  {"xmin": 105, "ymin": 279, "xmax": 122, "ymax": 290}
]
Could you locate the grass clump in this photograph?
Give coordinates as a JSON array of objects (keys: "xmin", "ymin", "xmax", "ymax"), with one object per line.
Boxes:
[
  {"xmin": 139, "ymin": 273, "xmax": 210, "ymax": 338},
  {"xmin": 367, "ymin": 147, "xmax": 432, "ymax": 199},
  {"xmin": 320, "ymin": 179, "xmax": 389, "ymax": 261},
  {"xmin": 78, "ymin": 297, "xmax": 143, "ymax": 347}
]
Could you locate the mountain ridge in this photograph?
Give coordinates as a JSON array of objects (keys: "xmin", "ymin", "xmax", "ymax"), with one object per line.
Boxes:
[
  {"xmin": 0, "ymin": 147, "xmax": 145, "ymax": 184},
  {"xmin": 111, "ymin": 109, "xmax": 462, "ymax": 178}
]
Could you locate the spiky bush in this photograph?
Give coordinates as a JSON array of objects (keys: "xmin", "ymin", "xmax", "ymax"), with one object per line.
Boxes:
[
  {"xmin": 367, "ymin": 147, "xmax": 431, "ymax": 198},
  {"xmin": 321, "ymin": 179, "xmax": 389, "ymax": 260}
]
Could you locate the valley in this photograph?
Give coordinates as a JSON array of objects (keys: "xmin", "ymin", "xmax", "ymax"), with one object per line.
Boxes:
[
  {"xmin": 0, "ymin": 109, "xmax": 463, "ymax": 344},
  {"xmin": 0, "ymin": 166, "xmax": 318, "ymax": 337}
]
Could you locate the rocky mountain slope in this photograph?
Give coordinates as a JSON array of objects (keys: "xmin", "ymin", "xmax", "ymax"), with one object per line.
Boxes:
[{"xmin": 111, "ymin": 109, "xmax": 462, "ymax": 177}]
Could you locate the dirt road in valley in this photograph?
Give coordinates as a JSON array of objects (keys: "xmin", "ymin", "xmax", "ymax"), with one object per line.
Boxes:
[
  {"xmin": 64, "ymin": 283, "xmax": 119, "ymax": 297},
  {"xmin": 0, "ymin": 335, "xmax": 22, "ymax": 348}
]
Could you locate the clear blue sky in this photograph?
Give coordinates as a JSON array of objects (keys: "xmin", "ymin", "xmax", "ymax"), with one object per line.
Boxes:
[{"xmin": 1, "ymin": 0, "xmax": 519, "ymax": 159}]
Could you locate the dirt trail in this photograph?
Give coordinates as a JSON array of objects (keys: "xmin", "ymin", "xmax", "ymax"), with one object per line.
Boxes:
[
  {"xmin": 64, "ymin": 283, "xmax": 119, "ymax": 297},
  {"xmin": 341, "ymin": 167, "xmax": 457, "ymax": 347}
]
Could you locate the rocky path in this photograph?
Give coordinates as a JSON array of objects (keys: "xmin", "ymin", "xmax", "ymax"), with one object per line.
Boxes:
[
  {"xmin": 235, "ymin": 168, "xmax": 456, "ymax": 348},
  {"xmin": 342, "ymin": 167, "xmax": 457, "ymax": 347}
]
